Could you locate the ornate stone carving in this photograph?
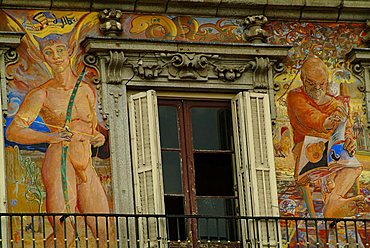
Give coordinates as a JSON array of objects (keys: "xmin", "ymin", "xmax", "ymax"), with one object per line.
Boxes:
[
  {"xmin": 106, "ymin": 51, "xmax": 127, "ymax": 84},
  {"xmin": 272, "ymin": 62, "xmax": 287, "ymax": 91},
  {"xmin": 99, "ymin": 9, "xmax": 123, "ymax": 37},
  {"xmin": 211, "ymin": 64, "xmax": 251, "ymax": 82},
  {"xmin": 250, "ymin": 57, "xmax": 271, "ymax": 89},
  {"xmin": 350, "ymin": 63, "xmax": 368, "ymax": 124},
  {"xmin": 160, "ymin": 53, "xmax": 217, "ymax": 81},
  {"xmin": 351, "ymin": 63, "xmax": 365, "ymax": 92},
  {"xmin": 133, "ymin": 59, "xmax": 163, "ymax": 79},
  {"xmin": 109, "ymin": 92, "xmax": 123, "ymax": 117},
  {"xmin": 242, "ymin": 15, "xmax": 268, "ymax": 44},
  {"xmin": 83, "ymin": 54, "xmax": 101, "ymax": 84},
  {"xmin": 1, "ymin": 48, "xmax": 20, "ymax": 116}
]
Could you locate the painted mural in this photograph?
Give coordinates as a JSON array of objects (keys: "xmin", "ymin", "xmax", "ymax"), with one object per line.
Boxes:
[
  {"xmin": 265, "ymin": 22, "xmax": 370, "ymax": 246},
  {"xmin": 2, "ymin": 9, "xmax": 370, "ymax": 247},
  {"xmin": 3, "ymin": 10, "xmax": 111, "ymax": 247},
  {"xmin": 122, "ymin": 14, "xmax": 243, "ymax": 42},
  {"xmin": 0, "ymin": 11, "xmax": 244, "ymax": 247}
]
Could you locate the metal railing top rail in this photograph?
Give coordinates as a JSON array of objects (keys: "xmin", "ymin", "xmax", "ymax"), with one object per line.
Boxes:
[{"xmin": 0, "ymin": 213, "xmax": 367, "ymax": 222}]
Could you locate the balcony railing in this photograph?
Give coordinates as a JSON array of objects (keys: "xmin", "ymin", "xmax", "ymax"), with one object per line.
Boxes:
[{"xmin": 0, "ymin": 213, "xmax": 368, "ymax": 247}]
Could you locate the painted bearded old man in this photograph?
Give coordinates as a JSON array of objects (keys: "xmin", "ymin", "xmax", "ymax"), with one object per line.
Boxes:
[
  {"xmin": 287, "ymin": 57, "xmax": 364, "ymax": 218},
  {"xmin": 6, "ymin": 34, "xmax": 110, "ymax": 246}
]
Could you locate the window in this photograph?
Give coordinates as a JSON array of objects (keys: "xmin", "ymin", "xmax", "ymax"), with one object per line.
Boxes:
[
  {"xmin": 128, "ymin": 90, "xmax": 279, "ymax": 247},
  {"xmin": 158, "ymin": 99, "xmax": 237, "ymax": 241}
]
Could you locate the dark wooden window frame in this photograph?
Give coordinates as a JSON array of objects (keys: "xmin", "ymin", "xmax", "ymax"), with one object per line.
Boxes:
[{"xmin": 158, "ymin": 98, "xmax": 237, "ymax": 243}]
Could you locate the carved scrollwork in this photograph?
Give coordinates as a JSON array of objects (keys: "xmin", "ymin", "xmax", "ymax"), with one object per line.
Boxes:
[
  {"xmin": 99, "ymin": 9, "xmax": 123, "ymax": 37},
  {"xmin": 241, "ymin": 15, "xmax": 268, "ymax": 44},
  {"xmin": 2, "ymin": 48, "xmax": 20, "ymax": 116},
  {"xmin": 4, "ymin": 49, "xmax": 19, "ymax": 82},
  {"xmin": 107, "ymin": 51, "xmax": 127, "ymax": 84},
  {"xmin": 160, "ymin": 53, "xmax": 218, "ymax": 81},
  {"xmin": 351, "ymin": 63, "xmax": 365, "ymax": 92},
  {"xmin": 272, "ymin": 62, "xmax": 287, "ymax": 91},
  {"xmin": 251, "ymin": 57, "xmax": 271, "ymax": 89},
  {"xmin": 83, "ymin": 54, "xmax": 101, "ymax": 84}
]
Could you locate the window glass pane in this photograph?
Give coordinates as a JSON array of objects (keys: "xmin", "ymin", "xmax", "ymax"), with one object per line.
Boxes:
[
  {"xmin": 165, "ymin": 196, "xmax": 186, "ymax": 240},
  {"xmin": 194, "ymin": 153, "xmax": 234, "ymax": 196},
  {"xmin": 162, "ymin": 151, "xmax": 182, "ymax": 194},
  {"xmin": 159, "ymin": 106, "xmax": 179, "ymax": 148},
  {"xmin": 197, "ymin": 198, "xmax": 237, "ymax": 240},
  {"xmin": 191, "ymin": 107, "xmax": 231, "ymax": 150}
]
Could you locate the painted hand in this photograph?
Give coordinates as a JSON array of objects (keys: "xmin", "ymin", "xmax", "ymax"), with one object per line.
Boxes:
[
  {"xmin": 324, "ymin": 107, "xmax": 347, "ymax": 130},
  {"xmin": 91, "ymin": 132, "xmax": 105, "ymax": 148},
  {"xmin": 48, "ymin": 130, "xmax": 73, "ymax": 144}
]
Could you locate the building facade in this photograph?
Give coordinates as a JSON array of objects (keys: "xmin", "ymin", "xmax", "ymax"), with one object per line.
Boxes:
[{"xmin": 0, "ymin": 1, "xmax": 368, "ymax": 247}]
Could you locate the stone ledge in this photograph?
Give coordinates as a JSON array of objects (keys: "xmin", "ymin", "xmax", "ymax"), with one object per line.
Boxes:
[
  {"xmin": 0, "ymin": 31, "xmax": 25, "ymax": 48},
  {"xmin": 1, "ymin": 1, "xmax": 370, "ymax": 22},
  {"xmin": 81, "ymin": 36, "xmax": 291, "ymax": 59}
]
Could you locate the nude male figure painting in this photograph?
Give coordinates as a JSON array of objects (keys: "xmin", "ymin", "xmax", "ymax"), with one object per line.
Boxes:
[{"xmin": 6, "ymin": 34, "xmax": 110, "ymax": 247}]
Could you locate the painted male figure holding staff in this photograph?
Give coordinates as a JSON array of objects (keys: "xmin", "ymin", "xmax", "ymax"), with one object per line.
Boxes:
[{"xmin": 6, "ymin": 34, "xmax": 110, "ymax": 247}]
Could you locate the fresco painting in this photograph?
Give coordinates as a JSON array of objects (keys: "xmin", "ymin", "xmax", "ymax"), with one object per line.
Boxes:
[
  {"xmin": 3, "ymin": 10, "xmax": 112, "ymax": 247},
  {"xmin": 1, "ymin": 10, "xmax": 370, "ymax": 247},
  {"xmin": 266, "ymin": 22, "xmax": 370, "ymax": 246},
  {"xmin": 123, "ymin": 14, "xmax": 243, "ymax": 43}
]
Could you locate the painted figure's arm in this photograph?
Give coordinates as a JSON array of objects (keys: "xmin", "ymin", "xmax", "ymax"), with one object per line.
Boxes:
[{"xmin": 6, "ymin": 89, "xmax": 71, "ymax": 145}]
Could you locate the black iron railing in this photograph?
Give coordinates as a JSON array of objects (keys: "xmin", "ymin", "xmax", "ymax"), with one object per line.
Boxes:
[{"xmin": 0, "ymin": 213, "xmax": 369, "ymax": 247}]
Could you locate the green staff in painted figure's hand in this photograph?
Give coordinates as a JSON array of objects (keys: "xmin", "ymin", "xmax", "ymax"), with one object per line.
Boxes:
[{"xmin": 7, "ymin": 34, "xmax": 110, "ymax": 247}]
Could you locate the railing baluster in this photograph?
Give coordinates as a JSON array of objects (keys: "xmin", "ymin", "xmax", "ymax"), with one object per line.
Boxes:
[
  {"xmin": 305, "ymin": 218, "xmax": 309, "ymax": 247},
  {"xmin": 121, "ymin": 216, "xmax": 125, "ymax": 248},
  {"xmin": 146, "ymin": 216, "xmax": 150, "ymax": 248},
  {"xmin": 275, "ymin": 218, "xmax": 280, "ymax": 248},
  {"xmin": 177, "ymin": 216, "xmax": 181, "ymax": 247},
  {"xmin": 334, "ymin": 221, "xmax": 339, "ymax": 248},
  {"xmin": 295, "ymin": 219, "xmax": 299, "ymax": 247},
  {"xmin": 0, "ymin": 215, "xmax": 3, "ymax": 247},
  {"xmin": 105, "ymin": 215, "xmax": 110, "ymax": 248},
  {"xmin": 74, "ymin": 215, "xmax": 78, "ymax": 248},
  {"xmin": 63, "ymin": 215, "xmax": 67, "ymax": 248},
  {"xmin": 20, "ymin": 215, "xmax": 24, "ymax": 248},
  {"xmin": 365, "ymin": 219, "xmax": 369, "ymax": 247},
  {"xmin": 256, "ymin": 217, "xmax": 261, "ymax": 247},
  {"xmin": 31, "ymin": 215, "xmax": 35, "ymax": 248},
  {"xmin": 166, "ymin": 215, "xmax": 170, "ymax": 246},
  {"xmin": 354, "ymin": 218, "xmax": 359, "ymax": 247},
  {"xmin": 43, "ymin": 215, "xmax": 46, "ymax": 248},
  {"xmin": 324, "ymin": 219, "xmax": 329, "ymax": 247},
  {"xmin": 96, "ymin": 215, "xmax": 100, "ymax": 248},
  {"xmin": 285, "ymin": 219, "xmax": 289, "ymax": 247},
  {"xmin": 52, "ymin": 215, "xmax": 56, "ymax": 248},
  {"xmin": 84, "ymin": 215, "xmax": 88, "ymax": 248},
  {"xmin": 216, "ymin": 217, "xmax": 220, "ymax": 247},
  {"xmin": 344, "ymin": 219, "xmax": 349, "ymax": 247},
  {"xmin": 155, "ymin": 215, "xmax": 160, "ymax": 248},
  {"xmin": 315, "ymin": 219, "xmax": 319, "ymax": 248},
  {"xmin": 265, "ymin": 217, "xmax": 270, "ymax": 248}
]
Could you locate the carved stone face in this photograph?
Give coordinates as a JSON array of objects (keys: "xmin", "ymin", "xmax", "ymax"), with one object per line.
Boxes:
[{"xmin": 42, "ymin": 43, "xmax": 70, "ymax": 73}]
